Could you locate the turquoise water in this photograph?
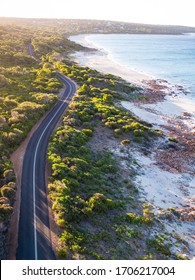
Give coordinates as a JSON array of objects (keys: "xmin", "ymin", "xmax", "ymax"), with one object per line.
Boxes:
[{"xmin": 85, "ymin": 33, "xmax": 195, "ymax": 100}]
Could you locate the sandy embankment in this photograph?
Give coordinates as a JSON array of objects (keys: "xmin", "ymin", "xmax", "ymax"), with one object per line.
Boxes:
[{"xmin": 69, "ymin": 34, "xmax": 195, "ymax": 258}]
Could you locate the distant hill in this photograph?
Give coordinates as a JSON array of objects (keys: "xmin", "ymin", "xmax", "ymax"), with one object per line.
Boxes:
[{"xmin": 1, "ymin": 17, "xmax": 195, "ymax": 35}]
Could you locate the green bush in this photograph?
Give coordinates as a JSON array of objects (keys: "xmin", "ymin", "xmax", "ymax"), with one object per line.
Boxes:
[
  {"xmin": 57, "ymin": 247, "xmax": 68, "ymax": 259},
  {"xmin": 3, "ymin": 169, "xmax": 15, "ymax": 182},
  {"xmin": 82, "ymin": 128, "xmax": 93, "ymax": 138},
  {"xmin": 133, "ymin": 129, "xmax": 144, "ymax": 137},
  {"xmin": 1, "ymin": 186, "xmax": 16, "ymax": 199},
  {"xmin": 88, "ymin": 193, "xmax": 115, "ymax": 213},
  {"xmin": 103, "ymin": 94, "xmax": 113, "ymax": 103},
  {"xmin": 61, "ymin": 195, "xmax": 88, "ymax": 222},
  {"xmin": 169, "ymin": 137, "xmax": 177, "ymax": 142},
  {"xmin": 125, "ymin": 212, "xmax": 151, "ymax": 225},
  {"xmin": 147, "ymin": 238, "xmax": 171, "ymax": 256},
  {"xmin": 0, "ymin": 204, "xmax": 13, "ymax": 223},
  {"xmin": 121, "ymin": 139, "xmax": 131, "ymax": 145}
]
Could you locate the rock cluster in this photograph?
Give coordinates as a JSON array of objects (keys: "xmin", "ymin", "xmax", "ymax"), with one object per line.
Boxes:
[{"xmin": 177, "ymin": 207, "xmax": 195, "ymax": 222}]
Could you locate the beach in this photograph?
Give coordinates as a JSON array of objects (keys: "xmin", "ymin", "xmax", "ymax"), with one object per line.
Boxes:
[
  {"xmin": 69, "ymin": 34, "xmax": 195, "ymax": 258},
  {"xmin": 69, "ymin": 35, "xmax": 152, "ymax": 85}
]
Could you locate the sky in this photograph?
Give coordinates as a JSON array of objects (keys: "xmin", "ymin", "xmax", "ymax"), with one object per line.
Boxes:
[{"xmin": 1, "ymin": 0, "xmax": 195, "ymax": 27}]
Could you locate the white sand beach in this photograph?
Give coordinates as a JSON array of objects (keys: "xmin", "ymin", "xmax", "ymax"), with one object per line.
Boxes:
[{"xmin": 69, "ymin": 35, "xmax": 152, "ymax": 85}]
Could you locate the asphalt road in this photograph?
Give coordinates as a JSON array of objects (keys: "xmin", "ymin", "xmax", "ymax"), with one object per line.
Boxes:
[{"xmin": 16, "ymin": 73, "xmax": 76, "ymax": 260}]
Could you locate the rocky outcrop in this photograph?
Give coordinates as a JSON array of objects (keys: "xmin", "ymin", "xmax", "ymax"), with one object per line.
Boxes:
[{"xmin": 177, "ymin": 207, "xmax": 195, "ymax": 222}]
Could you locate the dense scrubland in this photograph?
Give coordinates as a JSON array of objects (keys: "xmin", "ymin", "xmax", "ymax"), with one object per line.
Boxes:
[
  {"xmin": 0, "ymin": 24, "xmax": 84, "ymax": 257},
  {"xmin": 0, "ymin": 18, "xmax": 191, "ymax": 259}
]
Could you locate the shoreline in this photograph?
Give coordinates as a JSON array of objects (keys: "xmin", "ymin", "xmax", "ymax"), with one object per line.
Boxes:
[
  {"xmin": 69, "ymin": 34, "xmax": 195, "ymax": 258},
  {"xmin": 69, "ymin": 34, "xmax": 153, "ymax": 85},
  {"xmin": 69, "ymin": 34, "xmax": 195, "ymax": 132}
]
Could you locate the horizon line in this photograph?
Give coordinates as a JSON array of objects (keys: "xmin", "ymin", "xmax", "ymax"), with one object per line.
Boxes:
[{"xmin": 1, "ymin": 16, "xmax": 195, "ymax": 29}]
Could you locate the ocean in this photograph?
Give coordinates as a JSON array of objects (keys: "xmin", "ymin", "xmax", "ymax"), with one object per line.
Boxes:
[
  {"xmin": 80, "ymin": 33, "xmax": 195, "ymax": 103},
  {"xmin": 85, "ymin": 34, "xmax": 195, "ymax": 92}
]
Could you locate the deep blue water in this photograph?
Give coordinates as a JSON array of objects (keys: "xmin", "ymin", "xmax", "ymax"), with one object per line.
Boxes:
[{"xmin": 85, "ymin": 33, "xmax": 195, "ymax": 99}]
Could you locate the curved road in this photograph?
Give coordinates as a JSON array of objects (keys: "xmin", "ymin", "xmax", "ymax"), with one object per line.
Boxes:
[{"xmin": 16, "ymin": 73, "xmax": 76, "ymax": 260}]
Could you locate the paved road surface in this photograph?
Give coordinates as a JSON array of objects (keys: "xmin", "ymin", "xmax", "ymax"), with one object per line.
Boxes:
[{"xmin": 16, "ymin": 73, "xmax": 76, "ymax": 260}]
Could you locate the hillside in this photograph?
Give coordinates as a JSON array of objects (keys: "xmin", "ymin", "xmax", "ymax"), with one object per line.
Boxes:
[{"xmin": 1, "ymin": 17, "xmax": 195, "ymax": 35}]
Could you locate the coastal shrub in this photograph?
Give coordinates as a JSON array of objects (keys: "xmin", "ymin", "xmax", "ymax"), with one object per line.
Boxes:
[
  {"xmin": 155, "ymin": 129, "xmax": 163, "ymax": 135},
  {"xmin": 125, "ymin": 212, "xmax": 151, "ymax": 225},
  {"xmin": 115, "ymin": 224, "xmax": 139, "ymax": 239},
  {"xmin": 60, "ymin": 229, "xmax": 87, "ymax": 248},
  {"xmin": 57, "ymin": 247, "xmax": 68, "ymax": 259},
  {"xmin": 3, "ymin": 169, "xmax": 15, "ymax": 182},
  {"xmin": 133, "ymin": 129, "xmax": 144, "ymax": 137},
  {"xmin": 175, "ymin": 254, "xmax": 188, "ymax": 260},
  {"xmin": 169, "ymin": 137, "xmax": 177, "ymax": 142},
  {"xmin": 4, "ymin": 98, "xmax": 18, "ymax": 109},
  {"xmin": 77, "ymin": 111, "xmax": 92, "ymax": 122},
  {"xmin": 104, "ymin": 121, "xmax": 119, "ymax": 129},
  {"xmin": 100, "ymin": 164, "xmax": 117, "ymax": 173},
  {"xmin": 0, "ymin": 204, "xmax": 13, "ymax": 223},
  {"xmin": 58, "ymin": 195, "xmax": 88, "ymax": 223},
  {"xmin": 0, "ymin": 186, "xmax": 16, "ymax": 200},
  {"xmin": 103, "ymin": 94, "xmax": 113, "ymax": 103},
  {"xmin": 139, "ymin": 253, "xmax": 154, "ymax": 260},
  {"xmin": 147, "ymin": 238, "xmax": 171, "ymax": 256},
  {"xmin": 122, "ymin": 124, "xmax": 133, "ymax": 132},
  {"xmin": 66, "ymin": 178, "xmax": 80, "ymax": 189},
  {"xmin": 57, "ymin": 219, "xmax": 66, "ymax": 228},
  {"xmin": 82, "ymin": 128, "xmax": 93, "ymax": 138},
  {"xmin": 0, "ymin": 197, "xmax": 10, "ymax": 205},
  {"xmin": 117, "ymin": 118, "xmax": 125, "ymax": 125},
  {"xmin": 77, "ymin": 84, "xmax": 90, "ymax": 95},
  {"xmin": 122, "ymin": 122, "xmax": 148, "ymax": 134},
  {"xmin": 88, "ymin": 193, "xmax": 115, "ymax": 213},
  {"xmin": 143, "ymin": 208, "xmax": 154, "ymax": 219},
  {"xmin": 121, "ymin": 139, "xmax": 131, "ymax": 145},
  {"xmin": 114, "ymin": 128, "xmax": 122, "ymax": 137}
]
